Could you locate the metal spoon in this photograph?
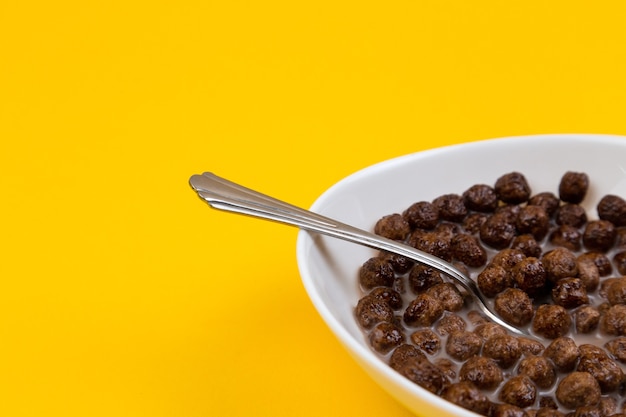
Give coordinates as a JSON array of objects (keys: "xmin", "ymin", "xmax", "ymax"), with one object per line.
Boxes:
[{"xmin": 189, "ymin": 172, "xmax": 529, "ymax": 337}]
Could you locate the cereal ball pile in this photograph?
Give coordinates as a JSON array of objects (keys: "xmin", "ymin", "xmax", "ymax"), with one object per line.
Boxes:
[{"xmin": 356, "ymin": 171, "xmax": 626, "ymax": 415}]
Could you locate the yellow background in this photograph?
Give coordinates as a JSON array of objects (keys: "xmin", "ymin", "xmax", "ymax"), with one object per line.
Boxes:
[{"xmin": 2, "ymin": 1, "xmax": 626, "ymax": 416}]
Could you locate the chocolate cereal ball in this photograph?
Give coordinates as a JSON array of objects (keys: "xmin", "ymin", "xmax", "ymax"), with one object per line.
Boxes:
[
  {"xmin": 389, "ymin": 344, "xmax": 425, "ymax": 370},
  {"xmin": 551, "ymin": 278, "xmax": 589, "ymax": 309},
  {"xmin": 435, "ymin": 222, "xmax": 461, "ymax": 240},
  {"xmin": 462, "ymin": 212, "xmax": 489, "ymax": 235},
  {"xmin": 542, "ymin": 247, "xmax": 579, "ymax": 284},
  {"xmin": 533, "ymin": 304, "xmax": 571, "ymax": 339},
  {"xmin": 597, "ymin": 194, "xmax": 626, "ymax": 227},
  {"xmin": 559, "ymin": 171, "xmax": 589, "ymax": 204},
  {"xmin": 518, "ymin": 355, "xmax": 556, "ymax": 389},
  {"xmin": 513, "ymin": 257, "xmax": 547, "ymax": 296},
  {"xmin": 395, "ymin": 355, "xmax": 449, "ymax": 394},
  {"xmin": 410, "ymin": 328, "xmax": 441, "ymax": 355},
  {"xmin": 408, "ymin": 230, "xmax": 453, "ymax": 261},
  {"xmin": 597, "ymin": 397, "xmax": 619, "ymax": 417},
  {"xmin": 478, "ymin": 265, "xmax": 511, "ymax": 298},
  {"xmin": 459, "ymin": 355, "xmax": 503, "ymax": 390},
  {"xmin": 368, "ymin": 286, "xmax": 403, "ymax": 310},
  {"xmin": 434, "ymin": 358, "xmax": 457, "ymax": 381},
  {"xmin": 511, "ymin": 234, "xmax": 542, "ymax": 258},
  {"xmin": 483, "ymin": 334, "xmax": 522, "ymax": 369},
  {"xmin": 408, "ymin": 264, "xmax": 444, "ymax": 294},
  {"xmin": 467, "ymin": 310, "xmax": 488, "ymax": 327},
  {"xmin": 451, "ymin": 234, "xmax": 488, "ymax": 268},
  {"xmin": 555, "ymin": 372, "xmax": 601, "ymax": 409},
  {"xmin": 540, "ymin": 395, "xmax": 561, "ymax": 411},
  {"xmin": 442, "ymin": 382, "xmax": 492, "ymax": 416},
  {"xmin": 578, "ymin": 343, "xmax": 606, "ymax": 357},
  {"xmin": 463, "ymin": 184, "xmax": 498, "ymax": 212},
  {"xmin": 403, "ymin": 293, "xmax": 444, "ymax": 327},
  {"xmin": 555, "ymin": 204, "xmax": 588, "ymax": 228},
  {"xmin": 583, "ymin": 220, "xmax": 616, "ymax": 252},
  {"xmin": 599, "ymin": 278, "xmax": 618, "ymax": 299},
  {"xmin": 495, "ymin": 172, "xmax": 532, "ymax": 204},
  {"xmin": 604, "ymin": 337, "xmax": 626, "ymax": 363},
  {"xmin": 433, "ymin": 193, "xmax": 468, "ymax": 222},
  {"xmin": 548, "ymin": 225, "xmax": 582, "ymax": 252},
  {"xmin": 578, "ymin": 251, "xmax": 613, "ymax": 276},
  {"xmin": 600, "ymin": 304, "xmax": 626, "ymax": 336},
  {"xmin": 491, "ymin": 248, "xmax": 527, "ymax": 270},
  {"xmin": 369, "ymin": 322, "xmax": 405, "ymax": 354},
  {"xmin": 518, "ymin": 337, "xmax": 546, "ymax": 356},
  {"xmin": 480, "ymin": 212, "xmax": 518, "ymax": 250},
  {"xmin": 606, "ymin": 277, "xmax": 626, "ymax": 305},
  {"xmin": 355, "ymin": 295, "xmax": 394, "ymax": 329},
  {"xmin": 379, "ymin": 251, "xmax": 414, "ymax": 274},
  {"xmin": 577, "ymin": 344, "xmax": 624, "ymax": 392},
  {"xmin": 575, "ymin": 257, "xmax": 600, "ymax": 292},
  {"xmin": 496, "ymin": 204, "xmax": 522, "ymax": 223},
  {"xmin": 573, "ymin": 305, "xmax": 600, "ymax": 333},
  {"xmin": 403, "ymin": 201, "xmax": 439, "ymax": 230},
  {"xmin": 446, "ymin": 330, "xmax": 483, "ymax": 361},
  {"xmin": 436, "ymin": 313, "xmax": 466, "ymax": 337},
  {"xmin": 499, "ymin": 375, "xmax": 537, "ymax": 408},
  {"xmin": 516, "ymin": 205, "xmax": 550, "ymax": 241},
  {"xmin": 528, "ymin": 192, "xmax": 561, "ymax": 218},
  {"xmin": 543, "ymin": 337, "xmax": 579, "ymax": 373},
  {"xmin": 425, "ymin": 283, "xmax": 465, "ymax": 312},
  {"xmin": 359, "ymin": 257, "xmax": 395, "ymax": 290},
  {"xmin": 494, "ymin": 288, "xmax": 534, "ymax": 327},
  {"xmin": 474, "ymin": 322, "xmax": 508, "ymax": 342},
  {"xmin": 374, "ymin": 213, "xmax": 411, "ymax": 240}
]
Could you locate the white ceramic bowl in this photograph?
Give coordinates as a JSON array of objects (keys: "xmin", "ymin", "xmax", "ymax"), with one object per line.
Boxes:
[{"xmin": 296, "ymin": 134, "xmax": 626, "ymax": 416}]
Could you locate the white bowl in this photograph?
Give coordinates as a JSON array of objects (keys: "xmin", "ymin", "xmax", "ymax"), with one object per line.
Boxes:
[{"xmin": 296, "ymin": 134, "xmax": 626, "ymax": 416}]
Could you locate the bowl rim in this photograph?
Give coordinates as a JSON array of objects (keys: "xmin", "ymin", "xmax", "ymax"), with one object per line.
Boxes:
[{"xmin": 295, "ymin": 133, "xmax": 626, "ymax": 416}]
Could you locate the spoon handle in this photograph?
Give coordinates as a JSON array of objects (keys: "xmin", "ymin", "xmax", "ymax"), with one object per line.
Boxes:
[{"xmin": 189, "ymin": 172, "xmax": 526, "ymax": 336}]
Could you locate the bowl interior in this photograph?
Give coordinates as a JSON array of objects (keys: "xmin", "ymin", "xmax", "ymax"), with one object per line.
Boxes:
[{"xmin": 296, "ymin": 134, "xmax": 626, "ymax": 416}]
